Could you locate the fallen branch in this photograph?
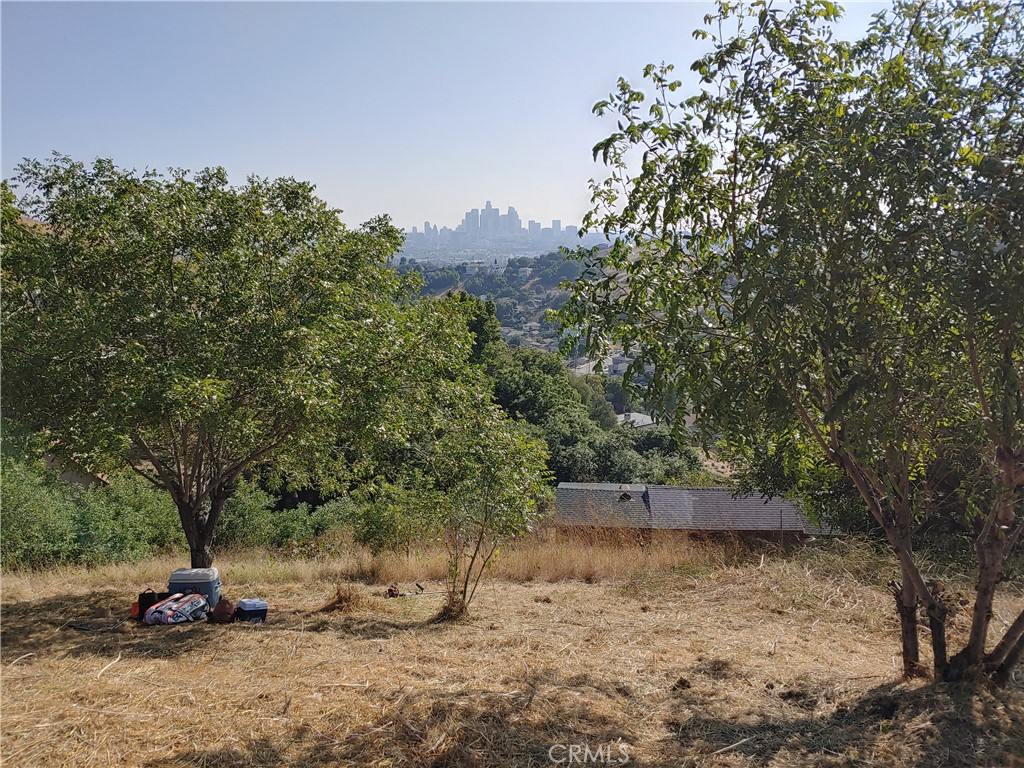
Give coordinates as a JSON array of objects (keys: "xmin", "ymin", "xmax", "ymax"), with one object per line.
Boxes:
[{"xmin": 317, "ymin": 681, "xmax": 371, "ymax": 688}]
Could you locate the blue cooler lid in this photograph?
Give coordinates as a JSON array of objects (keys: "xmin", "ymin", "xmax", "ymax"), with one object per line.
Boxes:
[{"xmin": 238, "ymin": 598, "xmax": 268, "ymax": 611}]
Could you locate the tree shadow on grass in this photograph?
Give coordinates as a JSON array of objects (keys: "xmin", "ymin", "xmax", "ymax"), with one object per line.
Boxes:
[
  {"xmin": 138, "ymin": 671, "xmax": 1023, "ymax": 767},
  {"xmin": 0, "ymin": 591, "xmax": 459, "ymax": 661},
  {"xmin": 658, "ymin": 676, "xmax": 1024, "ymax": 768}
]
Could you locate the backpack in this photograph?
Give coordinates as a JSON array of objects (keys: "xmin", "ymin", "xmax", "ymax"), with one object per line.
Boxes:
[{"xmin": 144, "ymin": 593, "xmax": 210, "ymax": 625}]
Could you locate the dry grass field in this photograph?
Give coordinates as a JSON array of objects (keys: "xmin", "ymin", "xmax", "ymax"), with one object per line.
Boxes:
[{"xmin": 2, "ymin": 536, "xmax": 1022, "ymax": 768}]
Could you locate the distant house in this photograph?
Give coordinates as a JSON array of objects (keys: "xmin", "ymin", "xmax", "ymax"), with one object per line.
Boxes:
[
  {"xmin": 552, "ymin": 482, "xmax": 824, "ymax": 540},
  {"xmin": 616, "ymin": 412, "xmax": 655, "ymax": 429}
]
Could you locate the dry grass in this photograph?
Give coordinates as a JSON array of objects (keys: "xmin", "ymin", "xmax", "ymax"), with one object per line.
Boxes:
[
  {"xmin": 319, "ymin": 584, "xmax": 370, "ymax": 614},
  {"xmin": 2, "ymin": 537, "xmax": 1022, "ymax": 768}
]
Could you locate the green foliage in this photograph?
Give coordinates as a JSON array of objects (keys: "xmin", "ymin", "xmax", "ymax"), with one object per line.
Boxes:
[
  {"xmin": 732, "ymin": 437, "xmax": 868, "ymax": 533},
  {"xmin": 215, "ymin": 481, "xmax": 361, "ymax": 550},
  {"xmin": 414, "ymin": 251, "xmax": 584, "ymax": 330},
  {"xmin": 449, "ymin": 291, "xmax": 502, "ymax": 364},
  {"xmin": 2, "ymin": 156, "xmax": 470, "ymax": 566},
  {"xmin": 562, "ymin": 0, "xmax": 1024, "ymax": 678},
  {"xmin": 570, "ymin": 374, "xmax": 619, "ymax": 430},
  {"xmin": 431, "ymin": 398, "xmax": 552, "ymax": 614},
  {"xmin": 1, "ymin": 423, "xmax": 184, "ymax": 568},
  {"xmin": 356, "ymin": 370, "xmax": 551, "ymax": 614},
  {"xmin": 348, "ymin": 480, "xmax": 439, "ymax": 555},
  {"xmin": 1, "ymin": 457, "xmax": 80, "ymax": 568},
  {"xmin": 215, "ymin": 481, "xmax": 277, "ymax": 549}
]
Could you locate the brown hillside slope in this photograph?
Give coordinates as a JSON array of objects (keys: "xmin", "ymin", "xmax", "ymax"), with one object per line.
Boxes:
[{"xmin": 1, "ymin": 544, "xmax": 1021, "ymax": 767}]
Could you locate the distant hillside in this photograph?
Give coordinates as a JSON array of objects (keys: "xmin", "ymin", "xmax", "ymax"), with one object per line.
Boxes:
[{"xmin": 400, "ymin": 251, "xmax": 585, "ymax": 348}]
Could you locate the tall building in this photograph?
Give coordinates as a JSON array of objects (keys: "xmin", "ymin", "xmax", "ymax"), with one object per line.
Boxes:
[
  {"xmin": 480, "ymin": 200, "xmax": 499, "ymax": 236},
  {"xmin": 552, "ymin": 219, "xmax": 562, "ymax": 234},
  {"xmin": 463, "ymin": 208, "xmax": 480, "ymax": 235},
  {"xmin": 528, "ymin": 220, "xmax": 541, "ymax": 237},
  {"xmin": 506, "ymin": 206, "xmax": 522, "ymax": 235}
]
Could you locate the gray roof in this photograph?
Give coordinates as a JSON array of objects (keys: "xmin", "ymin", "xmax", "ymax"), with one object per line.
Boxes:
[
  {"xmin": 646, "ymin": 486, "xmax": 821, "ymax": 534},
  {"xmin": 553, "ymin": 483, "xmax": 822, "ymax": 534},
  {"xmin": 554, "ymin": 483, "xmax": 651, "ymax": 528}
]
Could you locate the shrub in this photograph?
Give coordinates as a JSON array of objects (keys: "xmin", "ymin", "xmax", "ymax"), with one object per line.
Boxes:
[
  {"xmin": 0, "ymin": 457, "xmax": 79, "ymax": 568},
  {"xmin": 0, "ymin": 455, "xmax": 183, "ymax": 569},
  {"xmin": 215, "ymin": 481, "xmax": 277, "ymax": 548},
  {"xmin": 71, "ymin": 474, "xmax": 185, "ymax": 564}
]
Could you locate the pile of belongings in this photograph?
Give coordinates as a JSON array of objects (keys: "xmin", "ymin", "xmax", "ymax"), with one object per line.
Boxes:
[{"xmin": 131, "ymin": 567, "xmax": 267, "ymax": 624}]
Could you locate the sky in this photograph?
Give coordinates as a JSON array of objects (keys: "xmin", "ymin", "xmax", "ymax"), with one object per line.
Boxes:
[{"xmin": 2, "ymin": 1, "xmax": 884, "ymax": 231}]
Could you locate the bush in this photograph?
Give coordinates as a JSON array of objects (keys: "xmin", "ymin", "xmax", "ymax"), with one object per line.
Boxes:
[
  {"xmin": 71, "ymin": 474, "xmax": 185, "ymax": 564},
  {"xmin": 215, "ymin": 481, "xmax": 277, "ymax": 548},
  {"xmin": 0, "ymin": 457, "xmax": 79, "ymax": 568},
  {"xmin": 216, "ymin": 482, "xmax": 358, "ymax": 551},
  {"xmin": 0, "ymin": 455, "xmax": 184, "ymax": 569}
]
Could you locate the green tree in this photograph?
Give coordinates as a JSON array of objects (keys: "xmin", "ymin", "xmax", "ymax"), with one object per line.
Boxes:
[
  {"xmin": 448, "ymin": 292, "xmax": 502, "ymax": 364},
  {"xmin": 356, "ymin": 372, "xmax": 551, "ymax": 617},
  {"xmin": 570, "ymin": 374, "xmax": 619, "ymax": 430},
  {"xmin": 561, "ymin": 0, "xmax": 1022, "ymax": 682},
  {"xmin": 2, "ymin": 156, "xmax": 469, "ymax": 568},
  {"xmin": 432, "ymin": 400, "xmax": 551, "ymax": 618}
]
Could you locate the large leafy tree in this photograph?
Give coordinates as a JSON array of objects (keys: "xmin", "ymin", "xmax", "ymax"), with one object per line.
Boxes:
[
  {"xmin": 561, "ymin": 0, "xmax": 1022, "ymax": 682},
  {"xmin": 2, "ymin": 156, "xmax": 469, "ymax": 567}
]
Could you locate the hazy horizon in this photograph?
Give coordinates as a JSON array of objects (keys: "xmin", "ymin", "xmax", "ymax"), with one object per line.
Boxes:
[{"xmin": 2, "ymin": 1, "xmax": 884, "ymax": 233}]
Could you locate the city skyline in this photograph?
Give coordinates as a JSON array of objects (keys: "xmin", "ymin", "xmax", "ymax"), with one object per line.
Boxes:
[
  {"xmin": 402, "ymin": 197, "xmax": 599, "ymax": 260},
  {"xmin": 407, "ymin": 200, "xmax": 576, "ymax": 241}
]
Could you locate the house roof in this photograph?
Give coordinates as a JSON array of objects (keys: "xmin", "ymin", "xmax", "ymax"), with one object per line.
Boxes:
[
  {"xmin": 552, "ymin": 483, "xmax": 822, "ymax": 534},
  {"xmin": 554, "ymin": 483, "xmax": 651, "ymax": 528},
  {"xmin": 616, "ymin": 412, "xmax": 656, "ymax": 428},
  {"xmin": 645, "ymin": 486, "xmax": 821, "ymax": 534}
]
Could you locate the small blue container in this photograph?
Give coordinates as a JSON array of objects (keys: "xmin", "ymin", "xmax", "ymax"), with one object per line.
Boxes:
[{"xmin": 236, "ymin": 598, "xmax": 268, "ymax": 623}]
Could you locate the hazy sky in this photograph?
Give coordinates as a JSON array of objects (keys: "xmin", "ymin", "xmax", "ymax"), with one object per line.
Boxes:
[{"xmin": 2, "ymin": 1, "xmax": 884, "ymax": 231}]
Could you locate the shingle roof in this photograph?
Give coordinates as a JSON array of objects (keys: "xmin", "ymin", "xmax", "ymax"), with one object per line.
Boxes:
[
  {"xmin": 553, "ymin": 483, "xmax": 651, "ymax": 528},
  {"xmin": 646, "ymin": 486, "xmax": 821, "ymax": 534},
  {"xmin": 552, "ymin": 483, "xmax": 822, "ymax": 534}
]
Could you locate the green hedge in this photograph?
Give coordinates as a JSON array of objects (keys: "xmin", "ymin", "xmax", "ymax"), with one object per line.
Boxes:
[
  {"xmin": 215, "ymin": 482, "xmax": 357, "ymax": 549},
  {"xmin": 0, "ymin": 457, "xmax": 185, "ymax": 569}
]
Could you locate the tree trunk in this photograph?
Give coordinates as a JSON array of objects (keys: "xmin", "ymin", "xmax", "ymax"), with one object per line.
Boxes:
[
  {"xmin": 190, "ymin": 542, "xmax": 215, "ymax": 569},
  {"xmin": 890, "ymin": 577, "xmax": 925, "ymax": 678},
  {"xmin": 928, "ymin": 605, "xmax": 949, "ymax": 678},
  {"xmin": 946, "ymin": 477, "xmax": 1014, "ymax": 680},
  {"xmin": 947, "ymin": 552, "xmax": 1000, "ymax": 677},
  {"xmin": 176, "ymin": 499, "xmax": 218, "ymax": 569},
  {"xmin": 985, "ymin": 609, "xmax": 1024, "ymax": 672},
  {"xmin": 992, "ymin": 633, "xmax": 1023, "ymax": 687}
]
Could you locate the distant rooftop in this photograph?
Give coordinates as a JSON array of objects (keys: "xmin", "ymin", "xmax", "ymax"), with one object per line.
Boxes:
[{"xmin": 552, "ymin": 483, "xmax": 823, "ymax": 535}]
